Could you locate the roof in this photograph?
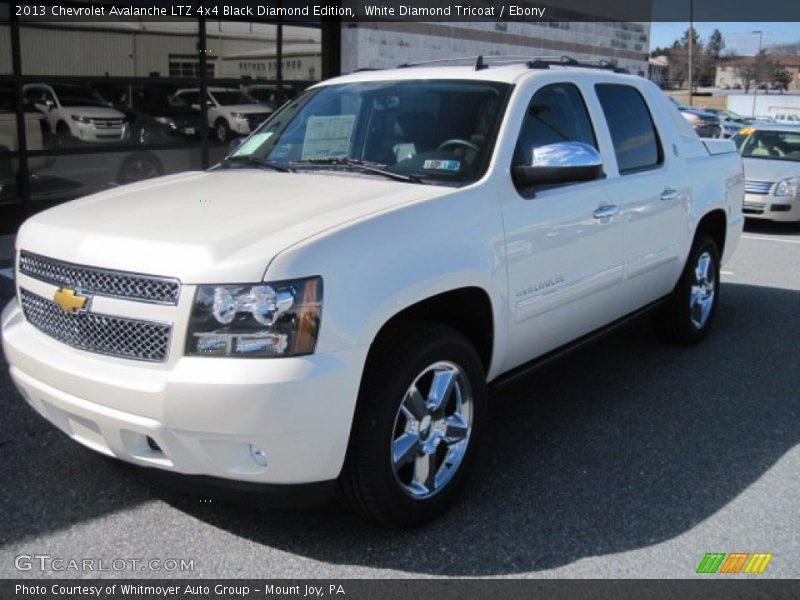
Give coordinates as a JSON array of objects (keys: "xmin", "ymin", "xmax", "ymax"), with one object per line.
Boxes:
[
  {"xmin": 735, "ymin": 123, "xmax": 800, "ymax": 133},
  {"xmin": 314, "ymin": 61, "xmax": 643, "ymax": 88}
]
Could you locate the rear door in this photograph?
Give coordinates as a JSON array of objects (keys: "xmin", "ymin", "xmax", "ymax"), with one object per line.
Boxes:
[{"xmin": 593, "ymin": 83, "xmax": 687, "ymax": 313}]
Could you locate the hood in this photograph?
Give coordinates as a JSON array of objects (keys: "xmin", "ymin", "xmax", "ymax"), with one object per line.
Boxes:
[
  {"xmin": 684, "ymin": 108, "xmax": 718, "ymax": 121},
  {"xmin": 743, "ymin": 157, "xmax": 800, "ymax": 183},
  {"xmin": 16, "ymin": 170, "xmax": 448, "ymax": 283},
  {"xmin": 69, "ymin": 106, "xmax": 126, "ymax": 119},
  {"xmin": 223, "ymin": 105, "xmax": 270, "ymax": 114}
]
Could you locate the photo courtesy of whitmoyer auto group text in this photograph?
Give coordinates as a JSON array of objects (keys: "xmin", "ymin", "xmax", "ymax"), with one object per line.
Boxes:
[{"xmin": 1, "ymin": 0, "xmax": 799, "ymax": 597}]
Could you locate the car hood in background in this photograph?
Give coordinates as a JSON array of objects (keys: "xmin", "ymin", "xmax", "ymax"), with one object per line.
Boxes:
[
  {"xmin": 68, "ymin": 106, "xmax": 126, "ymax": 119},
  {"xmin": 742, "ymin": 157, "xmax": 800, "ymax": 185},
  {"xmin": 220, "ymin": 105, "xmax": 270, "ymax": 114}
]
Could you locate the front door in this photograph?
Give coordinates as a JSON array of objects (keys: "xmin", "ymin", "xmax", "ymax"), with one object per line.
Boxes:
[{"xmin": 502, "ymin": 82, "xmax": 626, "ymax": 370}]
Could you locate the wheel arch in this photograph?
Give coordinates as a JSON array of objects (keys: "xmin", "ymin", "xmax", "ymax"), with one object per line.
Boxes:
[
  {"xmin": 365, "ymin": 286, "xmax": 495, "ymax": 376},
  {"xmin": 695, "ymin": 208, "xmax": 727, "ymax": 256}
]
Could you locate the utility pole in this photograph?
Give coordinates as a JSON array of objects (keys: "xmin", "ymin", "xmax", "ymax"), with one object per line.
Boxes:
[
  {"xmin": 688, "ymin": 0, "xmax": 693, "ymax": 106},
  {"xmin": 751, "ymin": 30, "xmax": 763, "ymax": 117}
]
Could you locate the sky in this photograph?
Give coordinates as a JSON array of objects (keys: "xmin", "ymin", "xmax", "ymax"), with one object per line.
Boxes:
[{"xmin": 650, "ymin": 23, "xmax": 800, "ymax": 54}]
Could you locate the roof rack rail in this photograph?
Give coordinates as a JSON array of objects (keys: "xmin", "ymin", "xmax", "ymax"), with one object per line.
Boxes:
[
  {"xmin": 527, "ymin": 56, "xmax": 630, "ymax": 74},
  {"xmin": 395, "ymin": 54, "xmax": 630, "ymax": 74},
  {"xmin": 396, "ymin": 55, "xmax": 492, "ymax": 70}
]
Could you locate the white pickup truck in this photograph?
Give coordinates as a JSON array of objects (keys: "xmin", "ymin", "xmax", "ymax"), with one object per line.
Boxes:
[{"xmin": 2, "ymin": 60, "xmax": 744, "ymax": 527}]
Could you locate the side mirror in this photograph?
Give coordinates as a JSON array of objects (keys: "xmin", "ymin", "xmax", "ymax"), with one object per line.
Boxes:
[
  {"xmin": 228, "ymin": 137, "xmax": 243, "ymax": 154},
  {"xmin": 512, "ymin": 142, "xmax": 603, "ymax": 188}
]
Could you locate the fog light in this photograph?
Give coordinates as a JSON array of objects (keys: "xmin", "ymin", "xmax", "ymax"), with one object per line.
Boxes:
[{"xmin": 250, "ymin": 444, "xmax": 268, "ymax": 467}]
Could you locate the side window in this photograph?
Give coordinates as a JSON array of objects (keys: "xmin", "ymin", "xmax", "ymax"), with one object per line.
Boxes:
[
  {"xmin": 179, "ymin": 91, "xmax": 199, "ymax": 106},
  {"xmin": 513, "ymin": 83, "xmax": 596, "ymax": 166},
  {"xmin": 595, "ymin": 84, "xmax": 663, "ymax": 174}
]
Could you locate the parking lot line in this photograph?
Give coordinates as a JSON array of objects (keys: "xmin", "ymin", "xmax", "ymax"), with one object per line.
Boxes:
[{"xmin": 741, "ymin": 235, "xmax": 800, "ymax": 245}]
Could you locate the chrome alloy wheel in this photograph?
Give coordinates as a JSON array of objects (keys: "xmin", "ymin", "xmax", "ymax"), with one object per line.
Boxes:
[
  {"xmin": 689, "ymin": 251, "xmax": 716, "ymax": 329},
  {"xmin": 391, "ymin": 361, "xmax": 473, "ymax": 499}
]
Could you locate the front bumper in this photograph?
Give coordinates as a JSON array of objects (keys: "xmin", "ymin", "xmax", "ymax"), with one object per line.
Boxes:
[
  {"xmin": 742, "ymin": 193, "xmax": 800, "ymax": 222},
  {"xmin": 2, "ymin": 297, "xmax": 366, "ymax": 486}
]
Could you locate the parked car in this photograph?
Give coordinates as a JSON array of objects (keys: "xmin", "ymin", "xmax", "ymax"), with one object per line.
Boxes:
[
  {"xmin": 2, "ymin": 60, "xmax": 744, "ymax": 527},
  {"xmin": 22, "ymin": 83, "xmax": 127, "ymax": 146},
  {"xmin": 733, "ymin": 83, "xmax": 742, "ymax": 90},
  {"xmin": 244, "ymin": 84, "xmax": 299, "ymax": 112},
  {"xmin": 93, "ymin": 83, "xmax": 202, "ymax": 145},
  {"xmin": 702, "ymin": 108, "xmax": 753, "ymax": 138},
  {"xmin": 668, "ymin": 97, "xmax": 722, "ymax": 138},
  {"xmin": 770, "ymin": 113, "xmax": 800, "ymax": 126},
  {"xmin": 174, "ymin": 87, "xmax": 270, "ymax": 143},
  {"xmin": 0, "ymin": 89, "xmax": 52, "ymax": 202},
  {"xmin": 733, "ymin": 125, "xmax": 800, "ymax": 221}
]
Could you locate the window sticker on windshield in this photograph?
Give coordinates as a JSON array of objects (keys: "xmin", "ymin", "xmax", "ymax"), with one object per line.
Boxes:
[
  {"xmin": 302, "ymin": 115, "xmax": 356, "ymax": 160},
  {"xmin": 423, "ymin": 159, "xmax": 461, "ymax": 172},
  {"xmin": 232, "ymin": 132, "xmax": 273, "ymax": 156}
]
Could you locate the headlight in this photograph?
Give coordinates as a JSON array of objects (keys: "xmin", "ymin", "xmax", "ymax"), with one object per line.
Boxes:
[
  {"xmin": 186, "ymin": 277, "xmax": 322, "ymax": 358},
  {"xmin": 230, "ymin": 112, "xmax": 246, "ymax": 119},
  {"xmin": 774, "ymin": 176, "xmax": 799, "ymax": 197},
  {"xmin": 155, "ymin": 116, "xmax": 177, "ymax": 128},
  {"xmin": 71, "ymin": 114, "xmax": 91, "ymax": 123}
]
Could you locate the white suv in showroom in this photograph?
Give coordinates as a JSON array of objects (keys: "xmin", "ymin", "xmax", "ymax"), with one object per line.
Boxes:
[
  {"xmin": 174, "ymin": 87, "xmax": 271, "ymax": 143},
  {"xmin": 23, "ymin": 83, "xmax": 127, "ymax": 146}
]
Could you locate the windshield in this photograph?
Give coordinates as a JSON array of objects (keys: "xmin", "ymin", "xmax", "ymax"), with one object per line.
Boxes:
[
  {"xmin": 228, "ymin": 80, "xmax": 510, "ymax": 186},
  {"xmin": 52, "ymin": 85, "xmax": 107, "ymax": 107},
  {"xmin": 211, "ymin": 90, "xmax": 257, "ymax": 106},
  {"xmin": 734, "ymin": 129, "xmax": 800, "ymax": 162}
]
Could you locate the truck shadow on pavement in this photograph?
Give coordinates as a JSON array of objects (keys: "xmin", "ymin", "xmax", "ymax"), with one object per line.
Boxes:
[
  {"xmin": 153, "ymin": 281, "xmax": 799, "ymax": 575},
  {"xmin": 0, "ymin": 280, "xmax": 797, "ymax": 575}
]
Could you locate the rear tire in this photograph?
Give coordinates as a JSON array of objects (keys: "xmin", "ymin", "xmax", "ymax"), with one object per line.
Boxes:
[
  {"xmin": 340, "ymin": 321, "xmax": 487, "ymax": 528},
  {"xmin": 652, "ymin": 233, "xmax": 720, "ymax": 344}
]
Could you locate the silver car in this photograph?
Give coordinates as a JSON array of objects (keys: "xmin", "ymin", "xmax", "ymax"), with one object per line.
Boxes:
[{"xmin": 733, "ymin": 125, "xmax": 800, "ymax": 221}]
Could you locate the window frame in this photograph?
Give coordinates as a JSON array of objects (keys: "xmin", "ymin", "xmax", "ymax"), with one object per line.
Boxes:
[
  {"xmin": 512, "ymin": 81, "xmax": 599, "ymax": 164},
  {"xmin": 594, "ymin": 83, "xmax": 665, "ymax": 176}
]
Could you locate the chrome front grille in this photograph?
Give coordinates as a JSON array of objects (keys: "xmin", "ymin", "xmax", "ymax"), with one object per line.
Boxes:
[
  {"xmin": 20, "ymin": 289, "xmax": 171, "ymax": 362},
  {"xmin": 19, "ymin": 251, "xmax": 180, "ymax": 305},
  {"xmin": 745, "ymin": 180, "xmax": 773, "ymax": 195},
  {"xmin": 88, "ymin": 118, "xmax": 125, "ymax": 129}
]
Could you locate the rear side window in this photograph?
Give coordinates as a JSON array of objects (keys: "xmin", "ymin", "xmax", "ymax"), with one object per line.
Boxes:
[{"xmin": 595, "ymin": 84, "xmax": 663, "ymax": 174}]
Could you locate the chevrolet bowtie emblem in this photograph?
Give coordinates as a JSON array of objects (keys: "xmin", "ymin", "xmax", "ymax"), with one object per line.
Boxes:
[{"xmin": 53, "ymin": 288, "xmax": 89, "ymax": 313}]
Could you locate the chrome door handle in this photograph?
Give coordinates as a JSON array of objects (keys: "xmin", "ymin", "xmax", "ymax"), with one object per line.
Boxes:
[
  {"xmin": 660, "ymin": 188, "xmax": 679, "ymax": 202},
  {"xmin": 592, "ymin": 204, "xmax": 620, "ymax": 219}
]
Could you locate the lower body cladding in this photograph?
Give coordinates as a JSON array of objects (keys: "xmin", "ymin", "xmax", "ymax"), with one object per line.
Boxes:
[
  {"xmin": 1, "ymin": 299, "xmax": 367, "ymax": 503},
  {"xmin": 743, "ymin": 193, "xmax": 800, "ymax": 222}
]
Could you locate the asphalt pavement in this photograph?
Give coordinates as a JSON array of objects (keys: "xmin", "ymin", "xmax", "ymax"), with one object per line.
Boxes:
[{"xmin": 0, "ymin": 220, "xmax": 798, "ymax": 579}]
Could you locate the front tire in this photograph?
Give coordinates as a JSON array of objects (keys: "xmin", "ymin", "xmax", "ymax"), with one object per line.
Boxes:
[
  {"xmin": 653, "ymin": 233, "xmax": 720, "ymax": 344},
  {"xmin": 341, "ymin": 322, "xmax": 487, "ymax": 527},
  {"xmin": 214, "ymin": 118, "xmax": 231, "ymax": 143}
]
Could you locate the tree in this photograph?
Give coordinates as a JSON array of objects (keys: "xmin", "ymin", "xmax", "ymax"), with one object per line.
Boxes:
[
  {"xmin": 701, "ymin": 29, "xmax": 725, "ymax": 86},
  {"xmin": 773, "ymin": 66, "xmax": 792, "ymax": 93},
  {"xmin": 734, "ymin": 50, "xmax": 775, "ymax": 94},
  {"xmin": 706, "ymin": 29, "xmax": 725, "ymax": 60}
]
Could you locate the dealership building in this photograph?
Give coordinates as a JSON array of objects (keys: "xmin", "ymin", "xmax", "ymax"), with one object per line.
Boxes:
[{"xmin": 0, "ymin": 10, "xmax": 649, "ymax": 246}]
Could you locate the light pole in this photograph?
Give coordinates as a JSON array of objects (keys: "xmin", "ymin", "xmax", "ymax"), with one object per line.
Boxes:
[
  {"xmin": 688, "ymin": 0, "xmax": 693, "ymax": 106},
  {"xmin": 751, "ymin": 30, "xmax": 763, "ymax": 117}
]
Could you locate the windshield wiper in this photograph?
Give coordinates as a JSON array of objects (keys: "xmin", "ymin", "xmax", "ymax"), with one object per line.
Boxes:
[
  {"xmin": 290, "ymin": 158, "xmax": 424, "ymax": 184},
  {"xmin": 221, "ymin": 155, "xmax": 294, "ymax": 173}
]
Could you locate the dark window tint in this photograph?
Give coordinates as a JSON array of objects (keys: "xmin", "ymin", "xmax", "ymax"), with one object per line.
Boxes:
[
  {"xmin": 513, "ymin": 83, "xmax": 596, "ymax": 166},
  {"xmin": 595, "ymin": 84, "xmax": 662, "ymax": 173}
]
